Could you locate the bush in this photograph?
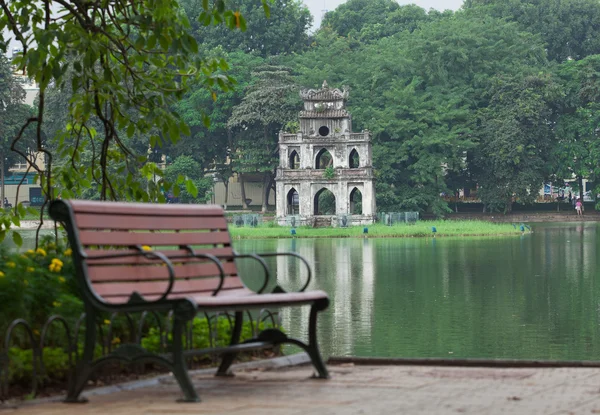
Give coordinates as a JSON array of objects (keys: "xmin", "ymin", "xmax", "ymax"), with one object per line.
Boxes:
[
  {"xmin": 141, "ymin": 316, "xmax": 277, "ymax": 354},
  {"xmin": 0, "ymin": 236, "xmax": 80, "ymax": 345}
]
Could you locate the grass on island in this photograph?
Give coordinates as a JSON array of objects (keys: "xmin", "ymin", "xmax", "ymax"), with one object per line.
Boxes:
[{"xmin": 229, "ymin": 220, "xmax": 524, "ymax": 239}]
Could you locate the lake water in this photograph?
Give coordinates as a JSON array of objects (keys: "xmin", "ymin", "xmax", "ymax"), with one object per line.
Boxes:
[
  {"xmin": 8, "ymin": 223, "xmax": 600, "ymax": 361},
  {"xmin": 235, "ymin": 223, "xmax": 600, "ymax": 361}
]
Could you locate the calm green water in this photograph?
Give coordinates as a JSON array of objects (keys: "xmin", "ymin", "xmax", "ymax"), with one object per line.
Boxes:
[{"xmin": 235, "ymin": 223, "xmax": 600, "ymax": 361}]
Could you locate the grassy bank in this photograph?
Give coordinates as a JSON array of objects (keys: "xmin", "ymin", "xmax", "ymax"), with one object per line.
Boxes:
[{"xmin": 229, "ymin": 220, "xmax": 524, "ymax": 239}]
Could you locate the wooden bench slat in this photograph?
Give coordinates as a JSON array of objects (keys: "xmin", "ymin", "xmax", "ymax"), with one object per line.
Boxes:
[
  {"xmin": 75, "ymin": 213, "xmax": 228, "ymax": 231},
  {"xmin": 78, "ymin": 230, "xmax": 232, "ymax": 247},
  {"xmin": 100, "ymin": 289, "xmax": 329, "ymax": 307},
  {"xmin": 93, "ymin": 278, "xmax": 244, "ymax": 298},
  {"xmin": 88, "ymin": 261, "xmax": 239, "ymax": 282},
  {"xmin": 101, "ymin": 288, "xmax": 254, "ymax": 304},
  {"xmin": 84, "ymin": 248, "xmax": 235, "ymax": 265},
  {"xmin": 69, "ymin": 200, "xmax": 224, "ymax": 217}
]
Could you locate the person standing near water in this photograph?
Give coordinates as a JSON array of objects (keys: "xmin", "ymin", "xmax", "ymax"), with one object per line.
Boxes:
[{"xmin": 575, "ymin": 197, "xmax": 583, "ymax": 216}]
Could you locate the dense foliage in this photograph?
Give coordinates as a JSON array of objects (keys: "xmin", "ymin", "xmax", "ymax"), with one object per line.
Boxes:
[{"xmin": 3, "ymin": 0, "xmax": 600, "ymax": 226}]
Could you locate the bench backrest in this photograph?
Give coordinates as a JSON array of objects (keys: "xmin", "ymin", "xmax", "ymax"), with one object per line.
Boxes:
[{"xmin": 50, "ymin": 200, "xmax": 242, "ymax": 304}]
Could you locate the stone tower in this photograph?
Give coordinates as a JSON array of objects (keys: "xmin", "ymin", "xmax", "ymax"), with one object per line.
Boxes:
[{"xmin": 275, "ymin": 81, "xmax": 376, "ymax": 226}]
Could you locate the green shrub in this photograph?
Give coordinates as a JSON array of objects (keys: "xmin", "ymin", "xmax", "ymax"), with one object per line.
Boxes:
[
  {"xmin": 141, "ymin": 316, "xmax": 276, "ymax": 354},
  {"xmin": 0, "ymin": 236, "xmax": 80, "ymax": 345}
]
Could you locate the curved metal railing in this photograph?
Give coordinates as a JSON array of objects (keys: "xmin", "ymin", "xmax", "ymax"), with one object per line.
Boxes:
[{"xmin": 0, "ymin": 309, "xmax": 281, "ymax": 403}]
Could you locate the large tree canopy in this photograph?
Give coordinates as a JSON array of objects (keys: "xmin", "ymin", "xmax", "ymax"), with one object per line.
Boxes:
[
  {"xmin": 0, "ymin": 0, "xmax": 272, "ymax": 242},
  {"xmin": 0, "ymin": 54, "xmax": 34, "ymax": 175},
  {"xmin": 464, "ymin": 0, "xmax": 600, "ymax": 62},
  {"xmin": 322, "ymin": 0, "xmax": 400, "ymax": 37},
  {"xmin": 186, "ymin": 0, "xmax": 312, "ymax": 57}
]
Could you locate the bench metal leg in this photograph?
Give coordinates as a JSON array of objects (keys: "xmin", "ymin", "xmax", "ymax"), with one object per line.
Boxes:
[
  {"xmin": 172, "ymin": 319, "xmax": 200, "ymax": 402},
  {"xmin": 216, "ymin": 311, "xmax": 243, "ymax": 377},
  {"xmin": 307, "ymin": 304, "xmax": 329, "ymax": 379},
  {"xmin": 65, "ymin": 309, "xmax": 96, "ymax": 403}
]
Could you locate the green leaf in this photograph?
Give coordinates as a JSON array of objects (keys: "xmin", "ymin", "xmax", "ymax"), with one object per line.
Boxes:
[
  {"xmin": 185, "ymin": 179, "xmax": 198, "ymax": 198},
  {"xmin": 262, "ymin": 0, "xmax": 271, "ymax": 18},
  {"xmin": 17, "ymin": 203, "xmax": 27, "ymax": 217},
  {"xmin": 126, "ymin": 122, "xmax": 135, "ymax": 138},
  {"xmin": 11, "ymin": 215, "xmax": 20, "ymax": 227},
  {"xmin": 12, "ymin": 231, "xmax": 22, "ymax": 247}
]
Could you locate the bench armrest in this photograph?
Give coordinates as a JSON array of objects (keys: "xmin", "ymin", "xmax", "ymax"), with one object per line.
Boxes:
[
  {"xmin": 230, "ymin": 252, "xmax": 272, "ymax": 294},
  {"xmin": 178, "ymin": 245, "xmax": 226, "ymax": 296},
  {"xmin": 82, "ymin": 247, "xmax": 177, "ymax": 304},
  {"xmin": 254, "ymin": 252, "xmax": 313, "ymax": 293}
]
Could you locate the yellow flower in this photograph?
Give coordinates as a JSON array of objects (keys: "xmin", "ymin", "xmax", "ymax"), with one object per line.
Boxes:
[
  {"xmin": 141, "ymin": 245, "xmax": 152, "ymax": 251},
  {"xmin": 25, "ymin": 249, "xmax": 34, "ymax": 256},
  {"xmin": 111, "ymin": 337, "xmax": 121, "ymax": 345},
  {"xmin": 103, "ymin": 319, "xmax": 111, "ymax": 326},
  {"xmin": 49, "ymin": 258, "xmax": 64, "ymax": 273},
  {"xmin": 58, "ymin": 276, "xmax": 66, "ymax": 283},
  {"xmin": 0, "ymin": 271, "xmax": 4, "ymax": 278},
  {"xmin": 52, "ymin": 301, "xmax": 61, "ymax": 308},
  {"xmin": 26, "ymin": 267, "xmax": 35, "ymax": 273},
  {"xmin": 35, "ymin": 248, "xmax": 47, "ymax": 257},
  {"xmin": 64, "ymin": 248, "xmax": 72, "ymax": 256},
  {"xmin": 47, "ymin": 243, "xmax": 56, "ymax": 250},
  {"xmin": 6, "ymin": 262, "xmax": 15, "ymax": 268}
]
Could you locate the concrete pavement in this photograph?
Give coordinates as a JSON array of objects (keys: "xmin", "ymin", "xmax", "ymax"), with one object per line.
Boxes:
[{"xmin": 6, "ymin": 358, "xmax": 600, "ymax": 414}]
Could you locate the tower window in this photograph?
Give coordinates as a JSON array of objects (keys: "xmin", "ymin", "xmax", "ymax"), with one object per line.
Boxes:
[{"xmin": 318, "ymin": 126, "xmax": 330, "ymax": 137}]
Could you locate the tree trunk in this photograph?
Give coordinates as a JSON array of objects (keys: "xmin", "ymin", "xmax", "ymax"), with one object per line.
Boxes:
[
  {"xmin": 262, "ymin": 172, "xmax": 276, "ymax": 213},
  {"xmin": 578, "ymin": 175, "xmax": 584, "ymax": 213},
  {"xmin": 1, "ymin": 153, "xmax": 4, "ymax": 209},
  {"xmin": 223, "ymin": 179, "xmax": 229, "ymax": 210},
  {"xmin": 261, "ymin": 172, "xmax": 270, "ymax": 213},
  {"xmin": 240, "ymin": 174, "xmax": 248, "ymax": 210}
]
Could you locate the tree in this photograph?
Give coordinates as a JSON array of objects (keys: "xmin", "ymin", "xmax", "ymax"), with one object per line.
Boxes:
[
  {"xmin": 322, "ymin": 0, "xmax": 400, "ymax": 37},
  {"xmin": 164, "ymin": 156, "xmax": 213, "ymax": 203},
  {"xmin": 186, "ymin": 0, "xmax": 312, "ymax": 57},
  {"xmin": 0, "ymin": 54, "xmax": 36, "ymax": 208},
  {"xmin": 552, "ymin": 55, "xmax": 600, "ymax": 206},
  {"xmin": 362, "ymin": 13, "xmax": 548, "ymax": 214},
  {"xmin": 464, "ymin": 0, "xmax": 600, "ymax": 62},
  {"xmin": 228, "ymin": 64, "xmax": 299, "ymax": 212},
  {"xmin": 472, "ymin": 75, "xmax": 561, "ymax": 212},
  {"xmin": 0, "ymin": 0, "xmax": 271, "ymax": 243}
]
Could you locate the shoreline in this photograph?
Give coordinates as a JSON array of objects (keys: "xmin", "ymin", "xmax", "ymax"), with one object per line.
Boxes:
[{"xmin": 436, "ymin": 211, "xmax": 600, "ymax": 223}]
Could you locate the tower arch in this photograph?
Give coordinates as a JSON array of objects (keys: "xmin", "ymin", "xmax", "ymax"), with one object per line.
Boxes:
[
  {"xmin": 315, "ymin": 148, "xmax": 333, "ymax": 169},
  {"xmin": 287, "ymin": 188, "xmax": 299, "ymax": 215},
  {"xmin": 314, "ymin": 187, "xmax": 336, "ymax": 215},
  {"xmin": 349, "ymin": 187, "xmax": 363, "ymax": 215},
  {"xmin": 349, "ymin": 148, "xmax": 360, "ymax": 168},
  {"xmin": 289, "ymin": 150, "xmax": 300, "ymax": 169}
]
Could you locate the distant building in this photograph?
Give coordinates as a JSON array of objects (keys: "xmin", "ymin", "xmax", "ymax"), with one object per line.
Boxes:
[{"xmin": 275, "ymin": 81, "xmax": 376, "ymax": 226}]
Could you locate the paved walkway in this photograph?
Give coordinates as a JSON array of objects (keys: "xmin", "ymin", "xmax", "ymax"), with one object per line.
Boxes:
[{"xmin": 6, "ymin": 360, "xmax": 600, "ymax": 414}]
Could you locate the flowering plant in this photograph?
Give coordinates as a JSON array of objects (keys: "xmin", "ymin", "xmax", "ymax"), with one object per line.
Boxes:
[{"xmin": 0, "ymin": 236, "xmax": 80, "ymax": 341}]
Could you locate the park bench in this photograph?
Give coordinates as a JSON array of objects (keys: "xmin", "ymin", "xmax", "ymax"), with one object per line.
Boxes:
[{"xmin": 49, "ymin": 199, "xmax": 329, "ymax": 403}]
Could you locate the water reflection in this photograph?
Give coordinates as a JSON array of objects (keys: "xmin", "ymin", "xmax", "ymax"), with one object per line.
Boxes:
[
  {"xmin": 8, "ymin": 225, "xmax": 600, "ymax": 361},
  {"xmin": 236, "ymin": 223, "xmax": 600, "ymax": 361}
]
